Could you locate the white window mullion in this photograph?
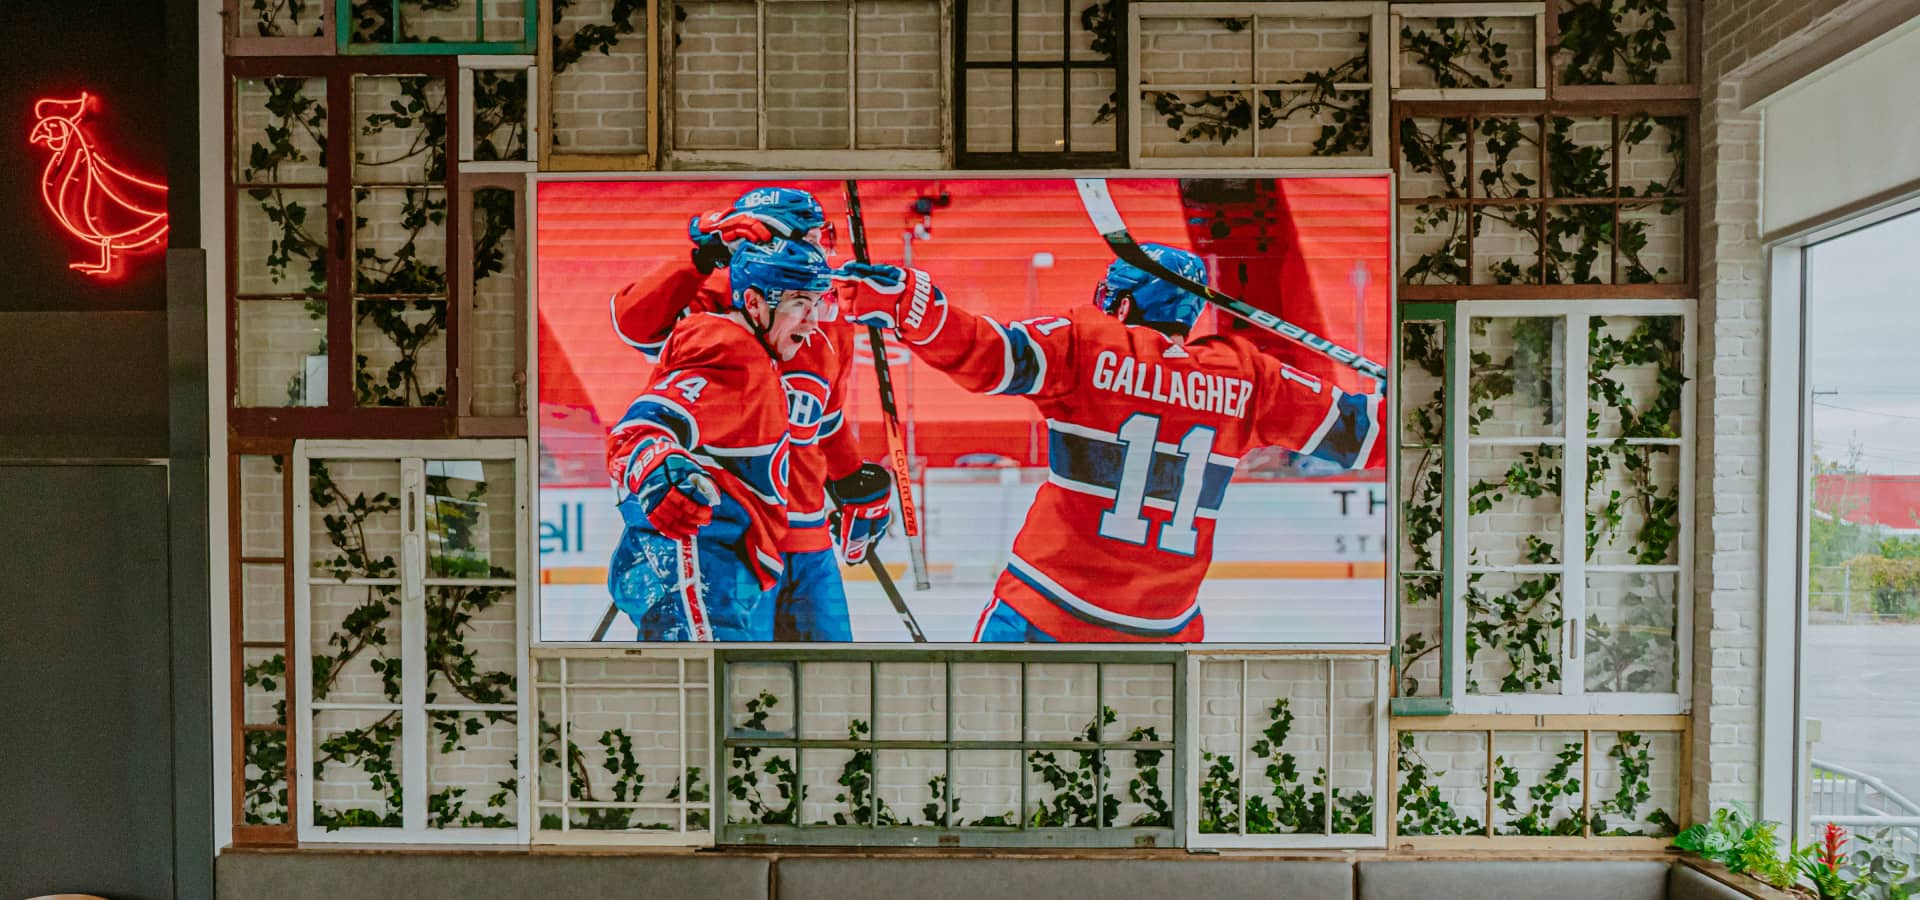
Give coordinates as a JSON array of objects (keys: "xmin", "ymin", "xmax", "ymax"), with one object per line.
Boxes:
[
  {"xmin": 1563, "ymin": 313, "xmax": 1589, "ymax": 701},
  {"xmin": 1449, "ymin": 310, "xmax": 1473, "ymax": 702},
  {"xmin": 401, "ymin": 457, "xmax": 430, "ymax": 831},
  {"xmin": 293, "ymin": 441, "xmax": 316, "ymax": 838}
]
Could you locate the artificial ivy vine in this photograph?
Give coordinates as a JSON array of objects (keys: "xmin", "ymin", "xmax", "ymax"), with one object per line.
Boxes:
[
  {"xmin": 1555, "ymin": 0, "xmax": 1677, "ymax": 86},
  {"xmin": 1197, "ymin": 698, "xmax": 1374, "ymax": 835},
  {"xmin": 471, "ymin": 70, "xmax": 530, "ymax": 162},
  {"xmin": 1143, "ymin": 21, "xmax": 1369, "ymax": 156},
  {"xmin": 1493, "ymin": 738, "xmax": 1584, "ymax": 835},
  {"xmin": 728, "ymin": 690, "xmax": 802, "ymax": 825},
  {"xmin": 552, "ymin": 0, "xmax": 646, "ymax": 74},
  {"xmin": 1593, "ymin": 731, "xmax": 1678, "ymax": 836},
  {"xmin": 249, "ymin": 0, "xmax": 322, "ymax": 38},
  {"xmin": 1400, "ymin": 16, "xmax": 1515, "ymax": 89},
  {"xmin": 1395, "ymin": 733, "xmax": 1483, "ymax": 836},
  {"xmin": 537, "ymin": 714, "xmax": 706, "ymax": 831},
  {"xmin": 352, "ymin": 76, "xmax": 450, "ymax": 408},
  {"xmin": 1398, "ymin": 322, "xmax": 1448, "ymax": 696}
]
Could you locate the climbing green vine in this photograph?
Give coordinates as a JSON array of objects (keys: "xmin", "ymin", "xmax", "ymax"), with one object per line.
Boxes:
[
  {"xmin": 537, "ymin": 714, "xmax": 705, "ymax": 831},
  {"xmin": 1592, "ymin": 731, "xmax": 1678, "ymax": 836},
  {"xmin": 1395, "ymin": 733, "xmax": 1483, "ymax": 836},
  {"xmin": 1400, "ymin": 15, "xmax": 1516, "ymax": 89},
  {"xmin": 1144, "ymin": 23, "xmax": 1369, "ymax": 156},
  {"xmin": 248, "ymin": 0, "xmax": 322, "ymax": 38},
  {"xmin": 1197, "ymin": 698, "xmax": 1373, "ymax": 834},
  {"xmin": 471, "ymin": 69, "xmax": 529, "ymax": 162},
  {"xmin": 1555, "ymin": 0, "xmax": 1678, "ymax": 86},
  {"xmin": 1493, "ymin": 738, "xmax": 1584, "ymax": 835},
  {"xmin": 728, "ymin": 691, "xmax": 802, "ymax": 825},
  {"xmin": 351, "ymin": 75, "xmax": 449, "ymax": 407},
  {"xmin": 1398, "ymin": 321, "xmax": 1448, "ymax": 696}
]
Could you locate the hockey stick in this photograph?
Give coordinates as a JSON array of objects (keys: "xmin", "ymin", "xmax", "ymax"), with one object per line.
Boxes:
[
  {"xmin": 844, "ymin": 179, "xmax": 933, "ymax": 591},
  {"xmin": 1073, "ymin": 178, "xmax": 1389, "ymax": 384},
  {"xmin": 591, "ymin": 600, "xmax": 620, "ymax": 641},
  {"xmin": 832, "ymin": 497, "xmax": 928, "ymax": 642}
]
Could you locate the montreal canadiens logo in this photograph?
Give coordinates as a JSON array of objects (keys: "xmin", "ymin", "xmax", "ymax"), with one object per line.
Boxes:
[{"xmin": 783, "ymin": 372, "xmax": 831, "ymax": 446}]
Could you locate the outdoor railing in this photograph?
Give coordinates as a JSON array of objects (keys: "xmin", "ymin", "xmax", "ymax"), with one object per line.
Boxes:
[{"xmin": 1810, "ymin": 759, "xmax": 1920, "ymax": 862}]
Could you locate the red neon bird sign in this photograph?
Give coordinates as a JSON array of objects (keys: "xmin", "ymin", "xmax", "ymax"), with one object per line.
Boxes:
[{"xmin": 28, "ymin": 92, "xmax": 168, "ymax": 277}]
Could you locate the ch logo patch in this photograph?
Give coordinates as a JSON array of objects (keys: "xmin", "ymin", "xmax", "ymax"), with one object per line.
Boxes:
[{"xmin": 783, "ymin": 372, "xmax": 831, "ymax": 446}]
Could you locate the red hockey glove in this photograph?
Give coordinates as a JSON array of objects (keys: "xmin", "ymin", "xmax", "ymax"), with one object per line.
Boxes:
[
  {"xmin": 832, "ymin": 262, "xmax": 946, "ymax": 343},
  {"xmin": 618, "ymin": 435, "xmax": 720, "ymax": 540},
  {"xmin": 689, "ymin": 208, "xmax": 777, "ymax": 273},
  {"xmin": 828, "ymin": 463, "xmax": 894, "ymax": 566}
]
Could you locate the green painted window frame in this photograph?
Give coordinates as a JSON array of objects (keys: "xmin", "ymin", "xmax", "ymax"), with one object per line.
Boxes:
[
  {"xmin": 1392, "ymin": 301, "xmax": 1456, "ymax": 718},
  {"xmin": 716, "ymin": 649, "xmax": 1185, "ymax": 848},
  {"xmin": 335, "ymin": 0, "xmax": 537, "ymax": 55}
]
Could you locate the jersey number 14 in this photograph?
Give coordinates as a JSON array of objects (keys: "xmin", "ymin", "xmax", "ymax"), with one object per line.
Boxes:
[{"xmin": 1097, "ymin": 413, "xmax": 1217, "ymax": 556}]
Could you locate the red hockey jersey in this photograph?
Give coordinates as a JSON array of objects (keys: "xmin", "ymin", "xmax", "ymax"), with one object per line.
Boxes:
[
  {"xmin": 611, "ymin": 260, "xmax": 859, "ymax": 553},
  {"xmin": 606, "ymin": 312, "xmax": 793, "ymax": 586},
  {"xmin": 903, "ymin": 301, "xmax": 1384, "ymax": 642}
]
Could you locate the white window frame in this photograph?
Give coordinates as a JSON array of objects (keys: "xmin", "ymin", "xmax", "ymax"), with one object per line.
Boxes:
[
  {"xmin": 293, "ymin": 438, "xmax": 532, "ymax": 844},
  {"xmin": 1387, "ymin": 3, "xmax": 1547, "ymax": 102},
  {"xmin": 459, "ymin": 55, "xmax": 540, "ymax": 173},
  {"xmin": 1447, "ymin": 299, "xmax": 1696, "ymax": 716},
  {"xmin": 1184, "ymin": 652, "xmax": 1390, "ymax": 849},
  {"xmin": 529, "ymin": 647, "xmax": 717, "ymax": 846},
  {"xmin": 1128, "ymin": 2, "xmax": 1391, "ymax": 169},
  {"xmin": 665, "ymin": 0, "xmax": 952, "ymax": 170}
]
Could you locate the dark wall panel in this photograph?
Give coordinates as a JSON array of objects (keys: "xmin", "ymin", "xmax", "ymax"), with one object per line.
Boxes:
[
  {"xmin": 0, "ymin": 465, "xmax": 173, "ymax": 900},
  {"xmin": 0, "ymin": 311, "xmax": 169, "ymax": 459}
]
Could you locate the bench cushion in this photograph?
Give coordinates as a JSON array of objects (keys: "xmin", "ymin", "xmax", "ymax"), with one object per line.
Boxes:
[
  {"xmin": 1670, "ymin": 863, "xmax": 1763, "ymax": 900},
  {"xmin": 1356, "ymin": 861, "xmax": 1669, "ymax": 900},
  {"xmin": 216, "ymin": 850, "xmax": 769, "ymax": 900},
  {"xmin": 777, "ymin": 857, "xmax": 1354, "ymax": 900}
]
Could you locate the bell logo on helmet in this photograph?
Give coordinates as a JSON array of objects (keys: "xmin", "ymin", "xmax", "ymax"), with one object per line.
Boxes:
[{"xmin": 739, "ymin": 189, "xmax": 779, "ymax": 208}]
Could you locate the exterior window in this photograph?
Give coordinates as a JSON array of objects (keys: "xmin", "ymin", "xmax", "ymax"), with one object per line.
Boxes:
[
  {"xmin": 337, "ymin": 0, "xmax": 537, "ymax": 54},
  {"xmin": 671, "ymin": 0, "xmax": 947, "ymax": 168},
  {"xmin": 956, "ymin": 0, "xmax": 1124, "ymax": 167},
  {"xmin": 1126, "ymin": 2, "xmax": 1389, "ymax": 167}
]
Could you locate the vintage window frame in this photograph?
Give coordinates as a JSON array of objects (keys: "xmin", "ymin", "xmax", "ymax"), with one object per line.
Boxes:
[
  {"xmin": 539, "ymin": 0, "xmax": 661, "ymax": 172},
  {"xmin": 226, "ymin": 0, "xmax": 337, "ymax": 56},
  {"xmin": 1126, "ymin": 2, "xmax": 1392, "ymax": 170},
  {"xmin": 1185, "ymin": 652, "xmax": 1391, "ymax": 849},
  {"xmin": 1391, "ymin": 101, "xmax": 1697, "ymax": 300},
  {"xmin": 529, "ymin": 647, "xmax": 717, "ymax": 846},
  {"xmin": 334, "ymin": 0, "xmax": 539, "ymax": 55},
  {"xmin": 1541, "ymin": 0, "xmax": 1700, "ymax": 103},
  {"xmin": 1444, "ymin": 298, "xmax": 1696, "ymax": 716},
  {"xmin": 715, "ymin": 649, "xmax": 1185, "ymax": 848},
  {"xmin": 1388, "ymin": 2, "xmax": 1548, "ymax": 102},
  {"xmin": 228, "ymin": 441, "xmax": 301, "ymax": 846},
  {"xmin": 460, "ymin": 55, "xmax": 540, "ymax": 172},
  {"xmin": 226, "ymin": 56, "xmax": 466, "ymax": 439},
  {"xmin": 1393, "ymin": 302, "xmax": 1457, "ymax": 717},
  {"xmin": 1390, "ymin": 713, "xmax": 1691, "ymax": 850},
  {"xmin": 291, "ymin": 438, "xmax": 532, "ymax": 844},
  {"xmin": 666, "ymin": 0, "xmax": 953, "ymax": 170},
  {"xmin": 454, "ymin": 174, "xmax": 532, "ymax": 435},
  {"xmin": 952, "ymin": 0, "xmax": 1128, "ymax": 169}
]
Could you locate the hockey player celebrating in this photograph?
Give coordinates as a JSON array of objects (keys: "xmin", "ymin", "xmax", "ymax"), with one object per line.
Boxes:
[
  {"xmin": 835, "ymin": 244, "xmax": 1384, "ymax": 642},
  {"xmin": 608, "ymin": 187, "xmax": 892, "ymax": 641},
  {"xmin": 605, "ymin": 238, "xmax": 841, "ymax": 641}
]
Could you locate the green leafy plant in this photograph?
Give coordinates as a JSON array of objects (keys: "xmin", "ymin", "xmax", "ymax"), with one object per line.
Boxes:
[
  {"xmin": 471, "ymin": 69, "xmax": 529, "ymax": 162},
  {"xmin": 727, "ymin": 691, "xmax": 801, "ymax": 825},
  {"xmin": 536, "ymin": 715, "xmax": 688, "ymax": 832},
  {"xmin": 1027, "ymin": 707, "xmax": 1117, "ymax": 828},
  {"xmin": 831, "ymin": 719, "xmax": 899, "ymax": 826},
  {"xmin": 1124, "ymin": 725, "xmax": 1173, "ymax": 828},
  {"xmin": 1145, "ymin": 32, "xmax": 1369, "ymax": 156},
  {"xmin": 1398, "ymin": 321, "xmax": 1448, "ymax": 696},
  {"xmin": 1198, "ymin": 699, "xmax": 1374, "ymax": 835},
  {"xmin": 1673, "ymin": 804, "xmax": 1793, "ymax": 889},
  {"xmin": 552, "ymin": 0, "xmax": 645, "ymax": 74},
  {"xmin": 1493, "ymin": 739, "xmax": 1584, "ymax": 835},
  {"xmin": 1395, "ymin": 733, "xmax": 1483, "ymax": 836},
  {"xmin": 1401, "ymin": 15, "xmax": 1514, "ymax": 89},
  {"xmin": 1799, "ymin": 823, "xmax": 1857, "ymax": 900},
  {"xmin": 248, "ymin": 0, "xmax": 322, "ymax": 38},
  {"xmin": 352, "ymin": 76, "xmax": 450, "ymax": 408},
  {"xmin": 1554, "ymin": 0, "xmax": 1677, "ymax": 86},
  {"xmin": 1589, "ymin": 731, "xmax": 1678, "ymax": 837}
]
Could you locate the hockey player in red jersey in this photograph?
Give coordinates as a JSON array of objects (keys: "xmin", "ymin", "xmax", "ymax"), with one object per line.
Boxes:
[
  {"xmin": 608, "ymin": 187, "xmax": 891, "ymax": 641},
  {"xmin": 835, "ymin": 244, "xmax": 1384, "ymax": 642},
  {"xmin": 605, "ymin": 238, "xmax": 840, "ymax": 641}
]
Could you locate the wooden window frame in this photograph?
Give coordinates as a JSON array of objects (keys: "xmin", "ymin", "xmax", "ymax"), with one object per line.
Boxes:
[
  {"xmin": 953, "ymin": 0, "xmax": 1126, "ymax": 169},
  {"xmin": 454, "ymin": 174, "xmax": 531, "ymax": 436},
  {"xmin": 666, "ymin": 0, "xmax": 952, "ymax": 170},
  {"xmin": 226, "ymin": 56, "xmax": 464, "ymax": 440},
  {"xmin": 1542, "ymin": 0, "xmax": 1699, "ymax": 102},
  {"xmin": 334, "ymin": 0, "xmax": 539, "ymax": 55},
  {"xmin": 1127, "ymin": 1, "xmax": 1391, "ymax": 170},
  {"xmin": 1389, "ymin": 713, "xmax": 1691, "ymax": 850},
  {"xmin": 460, "ymin": 56, "xmax": 540, "ymax": 173},
  {"xmin": 226, "ymin": 0, "xmax": 337, "ymax": 56},
  {"xmin": 1389, "ymin": 2, "xmax": 1548, "ymax": 102},
  {"xmin": 229, "ymin": 441, "xmax": 300, "ymax": 846},
  {"xmin": 539, "ymin": 0, "xmax": 661, "ymax": 171}
]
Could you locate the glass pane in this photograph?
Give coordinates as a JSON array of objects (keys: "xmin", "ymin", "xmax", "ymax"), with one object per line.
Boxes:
[
  {"xmin": 1329, "ymin": 659, "xmax": 1377, "ymax": 834},
  {"xmin": 1016, "ymin": 68, "xmax": 1065, "ymax": 153},
  {"xmin": 1241, "ymin": 659, "xmax": 1329, "ymax": 834},
  {"xmin": 427, "ymin": 458, "xmax": 517, "ymax": 579},
  {"xmin": 1137, "ymin": 17, "xmax": 1250, "ymax": 87},
  {"xmin": 1395, "ymin": 731, "xmax": 1487, "ymax": 836},
  {"xmin": 1107, "ymin": 746, "xmax": 1173, "ymax": 828},
  {"xmin": 1585, "ymin": 571, "xmax": 1679, "ymax": 694},
  {"xmin": 484, "ymin": 0, "xmax": 528, "ymax": 42},
  {"xmin": 1466, "ymin": 443, "xmax": 1564, "ymax": 566},
  {"xmin": 1475, "ymin": 206, "xmax": 1542, "ymax": 285},
  {"xmin": 797, "ymin": 747, "xmax": 860, "ymax": 824},
  {"xmin": 1588, "ymin": 314, "xmax": 1685, "ymax": 439},
  {"xmin": 1194, "ymin": 660, "xmax": 1243, "ymax": 834},
  {"xmin": 1139, "ymin": 90, "xmax": 1255, "ymax": 159},
  {"xmin": 728, "ymin": 747, "xmax": 798, "ymax": 825},
  {"xmin": 1255, "ymin": 15, "xmax": 1369, "ymax": 83},
  {"xmin": 1068, "ymin": 68, "xmax": 1119, "ymax": 153},
  {"xmin": 1398, "ymin": 117, "xmax": 1469, "ymax": 199},
  {"xmin": 876, "ymin": 749, "xmax": 945, "ymax": 826},
  {"xmin": 964, "ymin": 0, "xmax": 1012, "ymax": 62},
  {"xmin": 1473, "ymin": 117, "xmax": 1541, "ymax": 201},
  {"xmin": 1025, "ymin": 746, "xmax": 1102, "ymax": 828},
  {"xmin": 242, "ymin": 563, "xmax": 287, "ymax": 643},
  {"xmin": 1547, "ymin": 115, "xmax": 1613, "ymax": 198},
  {"xmin": 1398, "ymin": 574, "xmax": 1444, "ymax": 697},
  {"xmin": 875, "ymin": 662, "xmax": 946, "ymax": 741},
  {"xmin": 1585, "ymin": 445, "xmax": 1681, "ymax": 566},
  {"xmin": 566, "ymin": 655, "xmax": 684, "ymax": 685},
  {"xmin": 240, "ymin": 455, "xmax": 287, "ymax": 557},
  {"xmin": 550, "ymin": 0, "xmax": 651, "ymax": 155},
  {"xmin": 236, "ymin": 189, "xmax": 328, "ymax": 295},
  {"xmin": 312, "ymin": 708, "xmax": 404, "ymax": 829},
  {"xmin": 471, "ymin": 69, "xmax": 530, "ymax": 162},
  {"xmin": 1070, "ymin": 0, "xmax": 1117, "ymax": 61},
  {"xmin": 1102, "ymin": 664, "xmax": 1173, "ymax": 740},
  {"xmin": 354, "ymin": 299, "xmax": 449, "ymax": 408},
  {"xmin": 566, "ymin": 702, "xmax": 681, "ymax": 817},
  {"xmin": 1618, "ymin": 114, "xmax": 1686, "ymax": 199},
  {"xmin": 535, "ymin": 687, "xmax": 565, "ymax": 805},
  {"xmin": 1024, "ymin": 662, "xmax": 1097, "ymax": 742},
  {"xmin": 963, "ymin": 69, "xmax": 1012, "ymax": 153},
  {"xmin": 952, "ymin": 662, "xmax": 1020, "ymax": 741},
  {"xmin": 1396, "ymin": 15, "xmax": 1538, "ymax": 90},
  {"xmin": 1467, "ymin": 316, "xmax": 1564, "ymax": 437},
  {"xmin": 426, "ymin": 586, "xmax": 517, "ymax": 704},
  {"xmin": 353, "ymin": 75, "xmax": 449, "ymax": 184},
  {"xmin": 1552, "ymin": 0, "xmax": 1687, "ymax": 86},
  {"xmin": 673, "ymin": 1, "xmax": 759, "ymax": 151},
  {"xmin": 235, "ymin": 78, "xmax": 328, "ymax": 184},
  {"xmin": 797, "ymin": 661, "xmax": 872, "ymax": 741},
  {"xmin": 1545, "ymin": 204, "xmax": 1614, "ymax": 285},
  {"xmin": 1015, "ymin": 0, "xmax": 1063, "ymax": 60},
  {"xmin": 730, "ymin": 662, "xmax": 796, "ymax": 735},
  {"xmin": 243, "ymin": 647, "xmax": 288, "ymax": 726},
  {"xmin": 308, "ymin": 457, "xmax": 404, "ymax": 581},
  {"xmin": 1399, "ymin": 321, "xmax": 1447, "ymax": 570},
  {"xmin": 765, "ymin": 2, "xmax": 851, "ymax": 150},
  {"xmin": 1466, "ymin": 571, "xmax": 1564, "ymax": 695},
  {"xmin": 1491, "ymin": 731, "xmax": 1584, "ymax": 835},
  {"xmin": 1589, "ymin": 731, "xmax": 1681, "ymax": 836},
  {"xmin": 855, "ymin": 0, "xmax": 942, "ymax": 149},
  {"xmin": 355, "ymin": 187, "xmax": 448, "ymax": 295},
  {"xmin": 470, "ymin": 187, "xmax": 521, "ymax": 417},
  {"xmin": 237, "ymin": 1, "xmax": 327, "ymax": 38},
  {"xmin": 428, "ymin": 712, "xmax": 518, "ymax": 828},
  {"xmin": 1256, "ymin": 89, "xmax": 1370, "ymax": 158},
  {"xmin": 950, "ymin": 750, "xmax": 1020, "ymax": 826},
  {"xmin": 236, "ymin": 300, "xmax": 326, "ymax": 408},
  {"xmin": 1399, "ymin": 204, "xmax": 1468, "ymax": 285},
  {"xmin": 310, "ymin": 584, "xmax": 403, "ymax": 705},
  {"xmin": 241, "ymin": 730, "xmax": 290, "ymax": 825},
  {"xmin": 1617, "ymin": 201, "xmax": 1686, "ymax": 285},
  {"xmin": 399, "ymin": 0, "xmax": 478, "ymax": 42}
]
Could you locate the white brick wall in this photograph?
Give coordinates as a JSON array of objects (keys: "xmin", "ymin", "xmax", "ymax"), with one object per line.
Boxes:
[
  {"xmin": 551, "ymin": 0, "xmax": 652, "ymax": 154},
  {"xmin": 674, "ymin": 2, "xmax": 761, "ymax": 150},
  {"xmin": 854, "ymin": 0, "xmax": 944, "ymax": 149}
]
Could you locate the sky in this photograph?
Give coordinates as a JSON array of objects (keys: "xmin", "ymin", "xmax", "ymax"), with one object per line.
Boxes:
[{"xmin": 1806, "ymin": 209, "xmax": 1920, "ymax": 475}]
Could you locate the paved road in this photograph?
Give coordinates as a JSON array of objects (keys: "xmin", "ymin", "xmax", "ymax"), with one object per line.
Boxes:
[{"xmin": 1804, "ymin": 623, "xmax": 1920, "ymax": 804}]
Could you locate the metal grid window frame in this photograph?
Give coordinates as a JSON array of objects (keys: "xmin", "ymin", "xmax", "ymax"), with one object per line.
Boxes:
[
  {"xmin": 335, "ymin": 0, "xmax": 539, "ymax": 55},
  {"xmin": 717, "ymin": 649, "xmax": 1184, "ymax": 848},
  {"xmin": 953, "ymin": 0, "xmax": 1128, "ymax": 169}
]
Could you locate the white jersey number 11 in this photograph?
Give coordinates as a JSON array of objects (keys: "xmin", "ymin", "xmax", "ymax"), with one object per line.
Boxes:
[{"xmin": 1097, "ymin": 413, "xmax": 1217, "ymax": 555}]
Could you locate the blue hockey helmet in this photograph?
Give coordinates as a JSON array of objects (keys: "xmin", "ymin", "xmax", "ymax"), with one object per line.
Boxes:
[
  {"xmin": 1093, "ymin": 243, "xmax": 1209, "ymax": 331},
  {"xmin": 731, "ymin": 186, "xmax": 835, "ymax": 254},
  {"xmin": 730, "ymin": 238, "xmax": 835, "ymax": 312}
]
